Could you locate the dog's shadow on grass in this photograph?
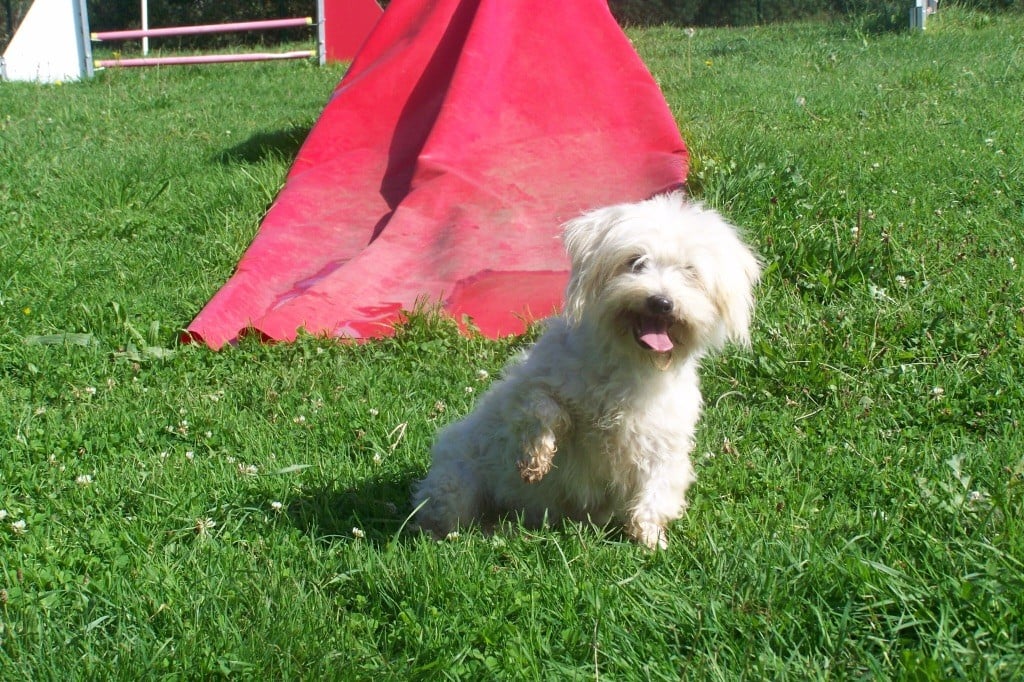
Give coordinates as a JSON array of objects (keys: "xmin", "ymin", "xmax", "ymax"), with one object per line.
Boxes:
[
  {"xmin": 270, "ymin": 474, "xmax": 646, "ymax": 550},
  {"xmin": 282, "ymin": 473, "xmax": 420, "ymax": 546},
  {"xmin": 215, "ymin": 126, "xmax": 311, "ymax": 165}
]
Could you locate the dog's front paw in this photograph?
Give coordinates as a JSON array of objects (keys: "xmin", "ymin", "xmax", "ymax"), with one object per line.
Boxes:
[
  {"xmin": 517, "ymin": 434, "xmax": 557, "ymax": 483},
  {"xmin": 630, "ymin": 521, "xmax": 669, "ymax": 550}
]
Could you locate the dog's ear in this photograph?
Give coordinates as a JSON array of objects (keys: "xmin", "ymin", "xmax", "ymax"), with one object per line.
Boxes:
[
  {"xmin": 686, "ymin": 206, "xmax": 762, "ymax": 345},
  {"xmin": 562, "ymin": 206, "xmax": 622, "ymax": 325}
]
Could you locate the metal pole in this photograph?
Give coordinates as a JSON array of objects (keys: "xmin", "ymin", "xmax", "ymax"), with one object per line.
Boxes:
[
  {"xmin": 317, "ymin": 0, "xmax": 326, "ymax": 66},
  {"xmin": 77, "ymin": 0, "xmax": 94, "ymax": 78},
  {"xmin": 92, "ymin": 18, "xmax": 314, "ymax": 41},
  {"xmin": 141, "ymin": 0, "xmax": 149, "ymax": 55},
  {"xmin": 96, "ymin": 50, "xmax": 316, "ymax": 68}
]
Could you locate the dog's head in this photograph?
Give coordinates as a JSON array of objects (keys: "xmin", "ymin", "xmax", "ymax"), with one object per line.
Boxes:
[{"xmin": 562, "ymin": 192, "xmax": 761, "ymax": 364}]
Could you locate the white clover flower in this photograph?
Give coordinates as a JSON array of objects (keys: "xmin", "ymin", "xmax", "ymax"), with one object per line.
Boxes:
[
  {"xmin": 476, "ymin": 369, "xmax": 490, "ymax": 381},
  {"xmin": 185, "ymin": 451, "xmax": 195, "ymax": 461},
  {"xmin": 869, "ymin": 284, "xmax": 892, "ymax": 302},
  {"xmin": 270, "ymin": 501, "xmax": 283, "ymax": 513},
  {"xmin": 445, "ymin": 531, "xmax": 460, "ymax": 541},
  {"xmin": 237, "ymin": 463, "xmax": 258, "ymax": 477},
  {"xmin": 11, "ymin": 519, "xmax": 27, "ymax": 535},
  {"xmin": 0, "ymin": 509, "xmax": 7, "ymax": 521},
  {"xmin": 194, "ymin": 518, "xmax": 216, "ymax": 536},
  {"xmin": 351, "ymin": 527, "xmax": 365, "ymax": 539},
  {"xmin": 75, "ymin": 474, "xmax": 93, "ymax": 487},
  {"xmin": 368, "ymin": 408, "xmax": 379, "ymax": 417},
  {"xmin": 932, "ymin": 386, "xmax": 945, "ymax": 399},
  {"xmin": 895, "ymin": 275, "xmax": 908, "ymax": 288}
]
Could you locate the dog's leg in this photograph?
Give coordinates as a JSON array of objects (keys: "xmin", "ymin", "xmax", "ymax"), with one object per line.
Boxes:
[
  {"xmin": 516, "ymin": 391, "xmax": 570, "ymax": 483},
  {"xmin": 412, "ymin": 458, "xmax": 484, "ymax": 539},
  {"xmin": 627, "ymin": 456, "xmax": 697, "ymax": 550},
  {"xmin": 628, "ymin": 519, "xmax": 670, "ymax": 551}
]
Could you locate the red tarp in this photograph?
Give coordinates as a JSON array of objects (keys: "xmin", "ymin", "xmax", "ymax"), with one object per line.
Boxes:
[{"xmin": 186, "ymin": 0, "xmax": 687, "ymax": 349}]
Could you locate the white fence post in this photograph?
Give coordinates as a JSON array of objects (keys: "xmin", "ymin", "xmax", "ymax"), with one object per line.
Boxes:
[{"xmin": 141, "ymin": 0, "xmax": 149, "ymax": 55}]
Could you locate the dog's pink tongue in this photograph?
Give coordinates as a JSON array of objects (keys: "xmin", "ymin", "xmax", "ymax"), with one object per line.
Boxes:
[{"xmin": 638, "ymin": 317, "xmax": 673, "ymax": 352}]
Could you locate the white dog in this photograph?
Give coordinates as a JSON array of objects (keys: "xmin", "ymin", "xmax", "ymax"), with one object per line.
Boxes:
[{"xmin": 412, "ymin": 192, "xmax": 761, "ymax": 549}]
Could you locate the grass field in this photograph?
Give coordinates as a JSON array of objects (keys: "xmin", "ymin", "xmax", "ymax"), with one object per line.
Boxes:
[{"xmin": 2, "ymin": 6, "xmax": 1023, "ymax": 679}]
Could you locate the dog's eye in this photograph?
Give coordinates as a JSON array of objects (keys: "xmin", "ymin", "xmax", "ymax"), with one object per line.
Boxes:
[{"xmin": 627, "ymin": 255, "xmax": 648, "ymax": 273}]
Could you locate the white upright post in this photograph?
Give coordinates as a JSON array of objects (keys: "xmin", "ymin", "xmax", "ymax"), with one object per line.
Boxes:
[
  {"xmin": 0, "ymin": 0, "xmax": 93, "ymax": 82},
  {"xmin": 316, "ymin": 0, "xmax": 326, "ymax": 66},
  {"xmin": 141, "ymin": 0, "xmax": 149, "ymax": 55},
  {"xmin": 910, "ymin": 0, "xmax": 927, "ymax": 30}
]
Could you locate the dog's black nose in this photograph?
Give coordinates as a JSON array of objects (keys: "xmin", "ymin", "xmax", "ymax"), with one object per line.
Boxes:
[{"xmin": 646, "ymin": 295, "xmax": 673, "ymax": 315}]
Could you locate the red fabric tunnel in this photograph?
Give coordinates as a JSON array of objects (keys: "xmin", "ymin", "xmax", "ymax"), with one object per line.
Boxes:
[{"xmin": 186, "ymin": 0, "xmax": 688, "ymax": 348}]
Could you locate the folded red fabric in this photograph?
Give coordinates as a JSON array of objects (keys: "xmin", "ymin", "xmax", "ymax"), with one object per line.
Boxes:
[{"xmin": 186, "ymin": 0, "xmax": 687, "ymax": 348}]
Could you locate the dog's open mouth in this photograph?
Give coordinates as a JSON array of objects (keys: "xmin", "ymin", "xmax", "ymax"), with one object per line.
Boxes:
[{"xmin": 634, "ymin": 315, "xmax": 674, "ymax": 353}]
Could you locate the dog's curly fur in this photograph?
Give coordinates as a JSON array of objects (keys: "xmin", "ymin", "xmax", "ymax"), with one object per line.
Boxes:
[{"xmin": 412, "ymin": 192, "xmax": 761, "ymax": 549}]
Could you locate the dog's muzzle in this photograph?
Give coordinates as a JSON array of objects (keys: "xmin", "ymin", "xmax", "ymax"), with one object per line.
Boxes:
[{"xmin": 634, "ymin": 295, "xmax": 674, "ymax": 352}]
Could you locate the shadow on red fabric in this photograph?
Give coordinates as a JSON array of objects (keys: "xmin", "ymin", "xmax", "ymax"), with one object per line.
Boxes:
[{"xmin": 186, "ymin": 0, "xmax": 688, "ymax": 349}]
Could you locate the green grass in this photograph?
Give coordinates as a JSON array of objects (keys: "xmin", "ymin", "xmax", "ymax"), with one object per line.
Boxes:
[{"xmin": 2, "ymin": 7, "xmax": 1023, "ymax": 679}]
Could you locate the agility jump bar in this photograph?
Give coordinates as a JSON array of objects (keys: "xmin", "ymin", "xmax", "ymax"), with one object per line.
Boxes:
[
  {"xmin": 95, "ymin": 50, "xmax": 317, "ymax": 68},
  {"xmin": 91, "ymin": 17, "xmax": 314, "ymax": 42}
]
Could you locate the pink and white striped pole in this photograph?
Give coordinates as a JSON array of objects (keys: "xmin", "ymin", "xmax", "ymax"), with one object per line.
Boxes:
[
  {"xmin": 95, "ymin": 50, "xmax": 317, "ymax": 68},
  {"xmin": 91, "ymin": 17, "xmax": 313, "ymax": 42}
]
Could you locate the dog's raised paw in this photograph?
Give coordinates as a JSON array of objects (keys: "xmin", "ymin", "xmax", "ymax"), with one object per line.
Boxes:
[
  {"xmin": 517, "ymin": 433, "xmax": 557, "ymax": 483},
  {"xmin": 517, "ymin": 455, "xmax": 552, "ymax": 483}
]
